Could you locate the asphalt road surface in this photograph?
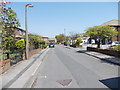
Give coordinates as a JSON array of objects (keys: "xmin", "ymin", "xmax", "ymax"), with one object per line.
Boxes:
[{"xmin": 32, "ymin": 45, "xmax": 119, "ymax": 88}]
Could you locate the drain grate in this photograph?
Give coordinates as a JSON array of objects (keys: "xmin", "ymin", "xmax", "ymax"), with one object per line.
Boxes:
[{"xmin": 56, "ymin": 79, "xmax": 72, "ymax": 86}]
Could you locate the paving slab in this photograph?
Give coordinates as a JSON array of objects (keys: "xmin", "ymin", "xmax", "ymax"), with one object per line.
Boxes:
[{"xmin": 0, "ymin": 48, "xmax": 49, "ymax": 89}]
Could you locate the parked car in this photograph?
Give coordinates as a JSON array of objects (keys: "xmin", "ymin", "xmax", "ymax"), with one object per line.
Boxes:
[
  {"xmin": 49, "ymin": 43, "xmax": 55, "ymax": 48},
  {"xmin": 111, "ymin": 41, "xmax": 120, "ymax": 46},
  {"xmin": 109, "ymin": 41, "xmax": 120, "ymax": 48}
]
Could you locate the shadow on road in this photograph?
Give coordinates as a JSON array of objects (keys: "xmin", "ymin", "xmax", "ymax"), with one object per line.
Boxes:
[
  {"xmin": 76, "ymin": 50, "xmax": 120, "ymax": 66},
  {"xmin": 76, "ymin": 50, "xmax": 91, "ymax": 53},
  {"xmin": 99, "ymin": 77, "xmax": 120, "ymax": 89}
]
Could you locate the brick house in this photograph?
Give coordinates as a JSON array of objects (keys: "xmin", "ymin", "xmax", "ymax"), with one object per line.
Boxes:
[
  {"xmin": 14, "ymin": 27, "xmax": 25, "ymax": 39},
  {"xmin": 49, "ymin": 38, "xmax": 57, "ymax": 43},
  {"xmin": 42, "ymin": 37, "xmax": 49, "ymax": 42},
  {"xmin": 102, "ymin": 20, "xmax": 120, "ymax": 42}
]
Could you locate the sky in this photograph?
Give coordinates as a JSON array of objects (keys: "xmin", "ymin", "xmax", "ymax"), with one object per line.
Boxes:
[{"xmin": 5, "ymin": 2, "xmax": 118, "ymax": 38}]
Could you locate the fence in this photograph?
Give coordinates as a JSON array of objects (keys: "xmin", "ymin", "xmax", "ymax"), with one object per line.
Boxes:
[
  {"xmin": 0, "ymin": 48, "xmax": 42, "ymax": 74},
  {"xmin": 0, "ymin": 59, "xmax": 10, "ymax": 74}
]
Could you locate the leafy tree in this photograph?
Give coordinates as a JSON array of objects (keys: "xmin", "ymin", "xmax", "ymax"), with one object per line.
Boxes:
[
  {"xmin": 1, "ymin": 7, "xmax": 20, "ymax": 58},
  {"xmin": 69, "ymin": 32, "xmax": 80, "ymax": 40},
  {"xmin": 55, "ymin": 34, "xmax": 66, "ymax": 43},
  {"xmin": 85, "ymin": 26, "xmax": 118, "ymax": 48}
]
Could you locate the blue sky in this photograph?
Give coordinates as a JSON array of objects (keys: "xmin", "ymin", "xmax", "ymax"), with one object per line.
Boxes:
[{"xmin": 6, "ymin": 2, "xmax": 118, "ymax": 38}]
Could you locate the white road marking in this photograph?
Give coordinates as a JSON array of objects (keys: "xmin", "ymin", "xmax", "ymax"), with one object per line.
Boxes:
[{"xmin": 31, "ymin": 61, "xmax": 42, "ymax": 76}]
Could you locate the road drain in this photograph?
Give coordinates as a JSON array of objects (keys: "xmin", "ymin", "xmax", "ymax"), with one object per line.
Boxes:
[{"xmin": 56, "ymin": 79, "xmax": 72, "ymax": 86}]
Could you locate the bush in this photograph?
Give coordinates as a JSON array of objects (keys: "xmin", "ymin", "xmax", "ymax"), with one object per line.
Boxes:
[
  {"xmin": 75, "ymin": 38, "xmax": 82, "ymax": 47},
  {"xmin": 41, "ymin": 41, "xmax": 48, "ymax": 49},
  {"xmin": 15, "ymin": 40, "xmax": 25, "ymax": 50},
  {"xmin": 112, "ymin": 45, "xmax": 120, "ymax": 51},
  {"xmin": 42, "ymin": 44, "xmax": 48, "ymax": 48}
]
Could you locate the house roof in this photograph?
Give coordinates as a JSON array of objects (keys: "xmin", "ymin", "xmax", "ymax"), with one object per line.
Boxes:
[
  {"xmin": 14, "ymin": 27, "xmax": 25, "ymax": 32},
  {"xmin": 49, "ymin": 38, "xmax": 56, "ymax": 40},
  {"xmin": 42, "ymin": 37, "xmax": 49, "ymax": 39},
  {"xmin": 101, "ymin": 20, "xmax": 120, "ymax": 26}
]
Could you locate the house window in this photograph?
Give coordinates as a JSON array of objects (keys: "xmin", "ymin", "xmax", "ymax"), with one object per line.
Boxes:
[{"xmin": 19, "ymin": 31, "xmax": 23, "ymax": 35}]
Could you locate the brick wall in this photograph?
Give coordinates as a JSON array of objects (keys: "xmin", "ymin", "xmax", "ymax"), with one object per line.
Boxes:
[
  {"xmin": 0, "ymin": 59, "xmax": 10, "ymax": 74},
  {"xmin": 87, "ymin": 47, "xmax": 120, "ymax": 57},
  {"xmin": 29, "ymin": 48, "xmax": 41, "ymax": 57},
  {"xmin": 0, "ymin": 48, "xmax": 41, "ymax": 74},
  {"xmin": 22, "ymin": 48, "xmax": 41, "ymax": 60}
]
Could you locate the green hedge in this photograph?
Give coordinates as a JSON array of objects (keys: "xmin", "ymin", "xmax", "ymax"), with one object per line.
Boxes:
[{"xmin": 112, "ymin": 45, "xmax": 120, "ymax": 51}]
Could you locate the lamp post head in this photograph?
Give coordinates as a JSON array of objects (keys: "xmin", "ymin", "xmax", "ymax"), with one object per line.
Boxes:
[{"xmin": 26, "ymin": 4, "xmax": 34, "ymax": 7}]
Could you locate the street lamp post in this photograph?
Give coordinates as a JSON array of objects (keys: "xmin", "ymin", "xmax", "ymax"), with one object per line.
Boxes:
[{"xmin": 25, "ymin": 4, "xmax": 33, "ymax": 59}]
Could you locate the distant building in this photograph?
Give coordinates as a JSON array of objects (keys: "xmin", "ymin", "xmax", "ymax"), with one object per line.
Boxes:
[
  {"xmin": 102, "ymin": 20, "xmax": 120, "ymax": 42},
  {"xmin": 42, "ymin": 37, "xmax": 49, "ymax": 42},
  {"xmin": 81, "ymin": 37, "xmax": 90, "ymax": 44},
  {"xmin": 49, "ymin": 38, "xmax": 57, "ymax": 43}
]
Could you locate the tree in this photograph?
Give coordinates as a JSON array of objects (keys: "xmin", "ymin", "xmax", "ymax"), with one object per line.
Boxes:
[
  {"xmin": 1, "ymin": 7, "xmax": 20, "ymax": 59},
  {"xmin": 55, "ymin": 34, "xmax": 66, "ymax": 43},
  {"xmin": 85, "ymin": 26, "xmax": 118, "ymax": 48},
  {"xmin": 69, "ymin": 32, "xmax": 80, "ymax": 40}
]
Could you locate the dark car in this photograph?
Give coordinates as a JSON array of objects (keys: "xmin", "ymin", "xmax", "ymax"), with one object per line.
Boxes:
[{"xmin": 49, "ymin": 43, "xmax": 55, "ymax": 48}]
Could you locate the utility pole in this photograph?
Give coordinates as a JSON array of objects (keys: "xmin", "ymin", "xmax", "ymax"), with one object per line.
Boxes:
[{"xmin": 64, "ymin": 28, "xmax": 66, "ymax": 42}]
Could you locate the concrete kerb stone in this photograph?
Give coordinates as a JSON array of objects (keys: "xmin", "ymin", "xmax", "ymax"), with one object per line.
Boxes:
[
  {"xmin": 84, "ymin": 52, "xmax": 120, "ymax": 66},
  {"xmin": 2, "ymin": 47, "xmax": 50, "ymax": 88},
  {"xmin": 67, "ymin": 46, "xmax": 120, "ymax": 66}
]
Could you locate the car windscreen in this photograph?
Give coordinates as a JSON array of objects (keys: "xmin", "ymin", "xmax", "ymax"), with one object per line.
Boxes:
[{"xmin": 50, "ymin": 43, "xmax": 54, "ymax": 45}]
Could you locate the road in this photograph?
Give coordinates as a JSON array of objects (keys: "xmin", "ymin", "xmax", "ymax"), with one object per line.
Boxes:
[{"xmin": 32, "ymin": 45, "xmax": 119, "ymax": 88}]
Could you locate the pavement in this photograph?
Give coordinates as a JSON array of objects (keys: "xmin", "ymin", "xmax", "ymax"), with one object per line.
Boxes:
[
  {"xmin": 68, "ymin": 45, "xmax": 120, "ymax": 66},
  {"xmin": 0, "ymin": 47, "xmax": 50, "ymax": 89}
]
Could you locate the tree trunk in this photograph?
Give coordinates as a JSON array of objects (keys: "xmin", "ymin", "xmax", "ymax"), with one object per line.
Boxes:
[
  {"xmin": 21, "ymin": 51, "xmax": 24, "ymax": 60},
  {"xmin": 97, "ymin": 39, "xmax": 100, "ymax": 48},
  {"xmin": 7, "ymin": 53, "xmax": 10, "ymax": 59}
]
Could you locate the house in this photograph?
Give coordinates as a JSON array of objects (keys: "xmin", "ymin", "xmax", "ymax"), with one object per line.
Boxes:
[
  {"xmin": 49, "ymin": 38, "xmax": 57, "ymax": 43},
  {"xmin": 14, "ymin": 27, "xmax": 25, "ymax": 39},
  {"xmin": 81, "ymin": 37, "xmax": 90, "ymax": 44},
  {"xmin": 102, "ymin": 20, "xmax": 120, "ymax": 42},
  {"xmin": 42, "ymin": 37, "xmax": 49, "ymax": 42},
  {"xmin": 0, "ymin": 27, "xmax": 25, "ymax": 48}
]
